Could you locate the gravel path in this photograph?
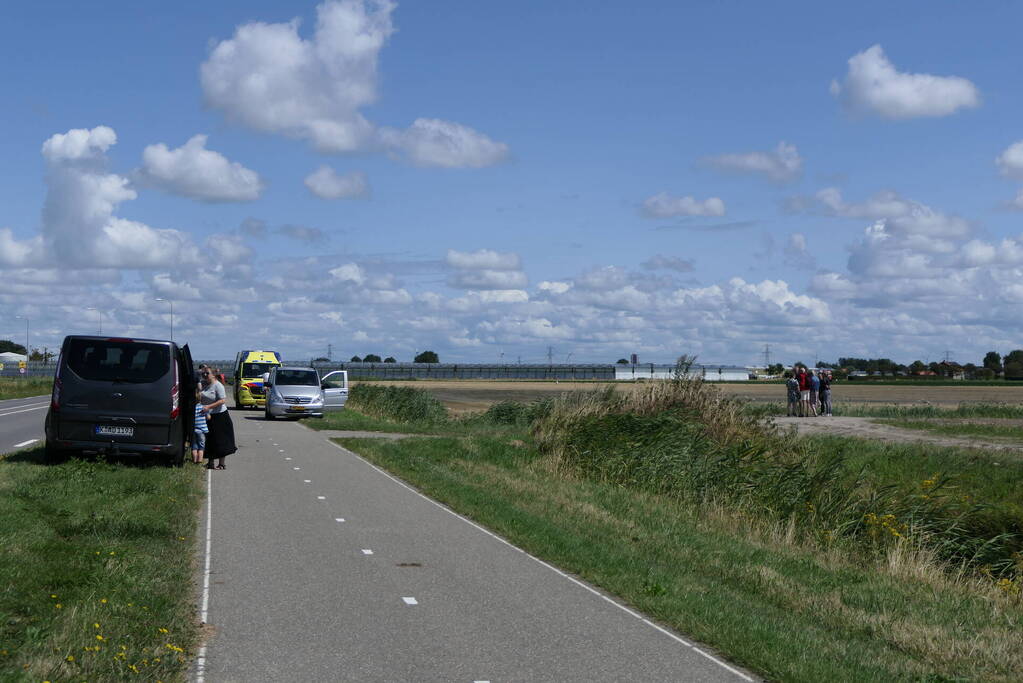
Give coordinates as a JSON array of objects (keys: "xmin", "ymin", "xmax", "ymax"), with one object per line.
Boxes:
[{"xmin": 770, "ymin": 416, "xmax": 1023, "ymax": 452}]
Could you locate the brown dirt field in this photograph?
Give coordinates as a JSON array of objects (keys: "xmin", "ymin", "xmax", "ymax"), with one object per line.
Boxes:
[{"xmin": 355, "ymin": 380, "xmax": 1023, "ymax": 413}]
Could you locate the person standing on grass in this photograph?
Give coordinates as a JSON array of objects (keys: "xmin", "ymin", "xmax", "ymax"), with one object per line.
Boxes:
[
  {"xmin": 200, "ymin": 368, "xmax": 236, "ymax": 470},
  {"xmin": 797, "ymin": 366, "xmax": 810, "ymax": 417},
  {"xmin": 785, "ymin": 371, "xmax": 800, "ymax": 416},
  {"xmin": 192, "ymin": 386, "xmax": 208, "ymax": 464},
  {"xmin": 808, "ymin": 370, "xmax": 820, "ymax": 417},
  {"xmin": 820, "ymin": 370, "xmax": 833, "ymax": 416}
]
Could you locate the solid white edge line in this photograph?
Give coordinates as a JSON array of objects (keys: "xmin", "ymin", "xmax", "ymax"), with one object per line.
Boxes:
[
  {"xmin": 12, "ymin": 438, "xmax": 38, "ymax": 448},
  {"xmin": 195, "ymin": 467, "xmax": 213, "ymax": 683},
  {"xmin": 0, "ymin": 404, "xmax": 49, "ymax": 418},
  {"xmin": 326, "ymin": 439, "xmax": 754, "ymax": 682}
]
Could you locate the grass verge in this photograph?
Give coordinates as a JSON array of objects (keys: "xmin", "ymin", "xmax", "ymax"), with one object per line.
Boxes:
[
  {"xmin": 0, "ymin": 447, "xmax": 204, "ymax": 682},
  {"xmin": 0, "ymin": 378, "xmax": 52, "ymax": 401},
  {"xmin": 337, "ymin": 433, "xmax": 1023, "ymax": 681}
]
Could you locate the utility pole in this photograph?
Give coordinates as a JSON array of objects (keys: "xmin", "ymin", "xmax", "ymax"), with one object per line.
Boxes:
[
  {"xmin": 547, "ymin": 346, "xmax": 553, "ymax": 364},
  {"xmin": 763, "ymin": 343, "xmax": 770, "ymax": 369},
  {"xmin": 328, "ymin": 343, "xmax": 332, "ymax": 361}
]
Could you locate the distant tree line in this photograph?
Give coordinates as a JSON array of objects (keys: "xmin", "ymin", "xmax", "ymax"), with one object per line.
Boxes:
[
  {"xmin": 337, "ymin": 350, "xmax": 440, "ymax": 364},
  {"xmin": 757, "ymin": 350, "xmax": 1023, "ymax": 380}
]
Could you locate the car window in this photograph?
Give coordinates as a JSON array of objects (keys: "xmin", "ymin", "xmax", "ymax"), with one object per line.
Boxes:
[
  {"xmin": 66, "ymin": 339, "xmax": 170, "ymax": 383},
  {"xmin": 242, "ymin": 362, "xmax": 277, "ymax": 377},
  {"xmin": 274, "ymin": 370, "xmax": 319, "ymax": 386},
  {"xmin": 321, "ymin": 372, "xmax": 346, "ymax": 389}
]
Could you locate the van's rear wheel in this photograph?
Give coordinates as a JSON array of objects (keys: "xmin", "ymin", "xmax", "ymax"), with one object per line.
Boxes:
[
  {"xmin": 166, "ymin": 444, "xmax": 186, "ymax": 468},
  {"xmin": 44, "ymin": 441, "xmax": 70, "ymax": 464}
]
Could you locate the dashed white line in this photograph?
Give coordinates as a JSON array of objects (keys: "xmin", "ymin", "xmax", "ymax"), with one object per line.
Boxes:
[
  {"xmin": 285, "ymin": 457, "xmax": 292, "ymax": 461},
  {"xmin": 361, "ymin": 549, "xmax": 374, "ymax": 555},
  {"xmin": 12, "ymin": 439, "xmax": 38, "ymax": 448},
  {"xmin": 293, "ymin": 467, "xmax": 301, "ymax": 470},
  {"xmin": 402, "ymin": 597, "xmax": 418, "ymax": 605},
  {"xmin": 334, "ymin": 518, "xmax": 345, "ymax": 523},
  {"xmin": 303, "ymin": 479, "xmax": 311, "ymax": 483},
  {"xmin": 327, "ymin": 440, "xmax": 753, "ymax": 682},
  {"xmin": 316, "ymin": 495, "xmax": 326, "ymax": 500}
]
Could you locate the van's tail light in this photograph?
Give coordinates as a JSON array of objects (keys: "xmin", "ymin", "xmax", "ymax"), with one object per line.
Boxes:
[
  {"xmin": 51, "ymin": 351, "xmax": 63, "ymax": 411},
  {"xmin": 51, "ymin": 377, "xmax": 62, "ymax": 412},
  {"xmin": 170, "ymin": 361, "xmax": 180, "ymax": 419}
]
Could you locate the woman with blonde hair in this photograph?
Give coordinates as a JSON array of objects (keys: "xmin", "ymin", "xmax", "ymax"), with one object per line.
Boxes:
[{"xmin": 199, "ymin": 367, "xmax": 236, "ymax": 469}]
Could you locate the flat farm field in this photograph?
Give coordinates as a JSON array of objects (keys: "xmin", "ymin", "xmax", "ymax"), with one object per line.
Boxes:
[{"xmin": 356, "ymin": 379, "xmax": 1023, "ymax": 413}]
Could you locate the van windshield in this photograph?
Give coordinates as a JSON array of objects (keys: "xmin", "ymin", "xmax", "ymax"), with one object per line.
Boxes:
[
  {"xmin": 242, "ymin": 362, "xmax": 277, "ymax": 378},
  {"xmin": 66, "ymin": 339, "xmax": 171, "ymax": 383},
  {"xmin": 274, "ymin": 370, "xmax": 319, "ymax": 386}
]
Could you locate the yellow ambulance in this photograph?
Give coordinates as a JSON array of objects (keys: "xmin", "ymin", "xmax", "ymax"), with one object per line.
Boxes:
[{"xmin": 233, "ymin": 350, "xmax": 282, "ymax": 408}]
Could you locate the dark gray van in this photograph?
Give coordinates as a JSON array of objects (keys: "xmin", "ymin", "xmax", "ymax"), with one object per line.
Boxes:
[{"xmin": 44, "ymin": 335, "xmax": 196, "ymax": 465}]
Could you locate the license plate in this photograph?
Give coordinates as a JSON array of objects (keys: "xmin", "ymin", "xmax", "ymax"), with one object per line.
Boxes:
[
  {"xmin": 95, "ymin": 425, "xmax": 134, "ymax": 437},
  {"xmin": 290, "ymin": 406, "xmax": 305, "ymax": 411}
]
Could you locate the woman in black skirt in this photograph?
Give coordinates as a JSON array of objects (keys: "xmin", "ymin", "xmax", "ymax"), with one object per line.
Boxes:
[{"xmin": 199, "ymin": 368, "xmax": 236, "ymax": 469}]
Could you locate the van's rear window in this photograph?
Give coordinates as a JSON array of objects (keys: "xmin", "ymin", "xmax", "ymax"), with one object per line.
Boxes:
[
  {"xmin": 274, "ymin": 370, "xmax": 319, "ymax": 386},
  {"xmin": 66, "ymin": 339, "xmax": 171, "ymax": 383}
]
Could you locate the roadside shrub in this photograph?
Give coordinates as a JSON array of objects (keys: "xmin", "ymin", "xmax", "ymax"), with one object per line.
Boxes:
[
  {"xmin": 531, "ymin": 358, "xmax": 1022, "ymax": 579},
  {"xmin": 477, "ymin": 399, "xmax": 554, "ymax": 426},
  {"xmin": 348, "ymin": 384, "xmax": 447, "ymax": 423}
]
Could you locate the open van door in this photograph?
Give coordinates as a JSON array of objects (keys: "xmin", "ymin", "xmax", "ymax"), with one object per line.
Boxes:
[
  {"xmin": 179, "ymin": 343, "xmax": 197, "ymax": 441},
  {"xmin": 321, "ymin": 370, "xmax": 348, "ymax": 410}
]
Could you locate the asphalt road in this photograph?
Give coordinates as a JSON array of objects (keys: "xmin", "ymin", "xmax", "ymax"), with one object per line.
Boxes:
[
  {"xmin": 0, "ymin": 395, "xmax": 49, "ymax": 454},
  {"xmin": 196, "ymin": 409, "xmax": 754, "ymax": 682}
]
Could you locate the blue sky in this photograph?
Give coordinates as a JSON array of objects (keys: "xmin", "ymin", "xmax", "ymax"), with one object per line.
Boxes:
[{"xmin": 2, "ymin": 1, "xmax": 1023, "ymax": 365}]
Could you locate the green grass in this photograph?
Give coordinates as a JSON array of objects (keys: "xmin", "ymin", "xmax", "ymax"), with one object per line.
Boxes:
[
  {"xmin": 873, "ymin": 418, "xmax": 1023, "ymax": 442},
  {"xmin": 0, "ymin": 377, "xmax": 52, "ymax": 401},
  {"xmin": 0, "ymin": 448, "xmax": 205, "ymax": 682},
  {"xmin": 337, "ymin": 432, "xmax": 1023, "ymax": 682}
]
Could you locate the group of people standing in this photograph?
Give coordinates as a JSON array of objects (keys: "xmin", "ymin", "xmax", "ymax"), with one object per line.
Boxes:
[
  {"xmin": 192, "ymin": 364, "xmax": 236, "ymax": 468},
  {"xmin": 785, "ymin": 367, "xmax": 833, "ymax": 417}
]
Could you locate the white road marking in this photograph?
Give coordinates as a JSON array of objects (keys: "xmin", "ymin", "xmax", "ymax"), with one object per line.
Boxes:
[
  {"xmin": 316, "ymin": 495, "xmax": 326, "ymax": 500},
  {"xmin": 335, "ymin": 518, "xmax": 345, "ymax": 523},
  {"xmin": 279, "ymin": 449, "xmax": 285, "ymax": 453},
  {"xmin": 327, "ymin": 440, "xmax": 754, "ymax": 682},
  {"xmin": 194, "ymin": 467, "xmax": 213, "ymax": 683},
  {"xmin": 13, "ymin": 439, "xmax": 38, "ymax": 448},
  {"xmin": 293, "ymin": 467, "xmax": 300, "ymax": 470},
  {"xmin": 303, "ymin": 479, "xmax": 311, "ymax": 483},
  {"xmin": 361, "ymin": 549, "xmax": 374, "ymax": 555},
  {"xmin": 285, "ymin": 457, "xmax": 292, "ymax": 461},
  {"xmin": 0, "ymin": 403, "xmax": 49, "ymax": 418},
  {"xmin": 402, "ymin": 597, "xmax": 418, "ymax": 605}
]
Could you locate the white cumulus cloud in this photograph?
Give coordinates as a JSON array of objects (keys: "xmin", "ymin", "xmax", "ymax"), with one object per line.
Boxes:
[
  {"xmin": 304, "ymin": 166, "xmax": 369, "ymax": 199},
  {"xmin": 139, "ymin": 135, "xmax": 263, "ymax": 202},
  {"xmin": 703, "ymin": 141, "xmax": 803, "ymax": 183},
  {"xmin": 200, "ymin": 1, "xmax": 509, "ymax": 167},
  {"xmin": 642, "ymin": 193, "xmax": 725, "ymax": 218},
  {"xmin": 830, "ymin": 44, "xmax": 980, "ymax": 119},
  {"xmin": 446, "ymin": 249, "xmax": 521, "ymax": 270},
  {"xmin": 380, "ymin": 118, "xmax": 509, "ymax": 168},
  {"xmin": 200, "ymin": 0, "xmax": 391, "ymax": 153}
]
